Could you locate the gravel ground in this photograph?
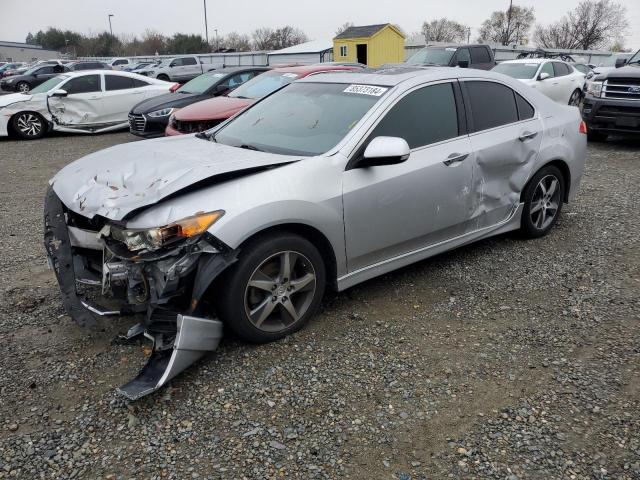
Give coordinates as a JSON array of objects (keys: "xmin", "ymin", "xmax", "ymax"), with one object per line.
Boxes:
[{"xmin": 0, "ymin": 132, "xmax": 638, "ymax": 479}]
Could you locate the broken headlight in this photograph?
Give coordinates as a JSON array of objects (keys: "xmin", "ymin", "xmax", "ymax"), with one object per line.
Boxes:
[{"xmin": 113, "ymin": 211, "xmax": 225, "ymax": 252}]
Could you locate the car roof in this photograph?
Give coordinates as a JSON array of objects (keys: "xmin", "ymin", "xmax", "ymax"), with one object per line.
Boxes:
[
  {"xmin": 498, "ymin": 58, "xmax": 565, "ymax": 65},
  {"xmin": 298, "ymin": 65, "xmax": 519, "ymax": 87},
  {"xmin": 270, "ymin": 64, "xmax": 362, "ymax": 76},
  {"xmin": 60, "ymin": 69, "xmax": 160, "ymax": 80},
  {"xmin": 207, "ymin": 66, "xmax": 271, "ymax": 75}
]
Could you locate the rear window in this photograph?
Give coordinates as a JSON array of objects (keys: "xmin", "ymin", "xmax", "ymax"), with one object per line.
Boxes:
[
  {"xmin": 465, "ymin": 81, "xmax": 519, "ymax": 132},
  {"xmin": 105, "ymin": 75, "xmax": 135, "ymax": 91}
]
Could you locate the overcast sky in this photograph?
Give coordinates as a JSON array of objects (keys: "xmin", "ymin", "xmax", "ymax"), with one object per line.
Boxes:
[{"xmin": 2, "ymin": 0, "xmax": 639, "ymax": 49}]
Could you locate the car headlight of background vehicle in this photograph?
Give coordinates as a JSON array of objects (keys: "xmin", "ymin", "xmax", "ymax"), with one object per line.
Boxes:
[
  {"xmin": 147, "ymin": 107, "xmax": 179, "ymax": 118},
  {"xmin": 587, "ymin": 81, "xmax": 603, "ymax": 97},
  {"xmin": 113, "ymin": 211, "xmax": 225, "ymax": 252}
]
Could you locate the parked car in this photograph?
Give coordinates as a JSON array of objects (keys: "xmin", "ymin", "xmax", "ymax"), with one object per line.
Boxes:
[
  {"xmin": 492, "ymin": 59, "xmax": 585, "ymax": 106},
  {"xmin": 67, "ymin": 61, "xmax": 112, "ymax": 71},
  {"xmin": 109, "ymin": 58, "xmax": 132, "ymax": 70},
  {"xmin": 129, "ymin": 67, "xmax": 271, "ymax": 138},
  {"xmin": 0, "ymin": 70, "xmax": 175, "ymax": 140},
  {"xmin": 406, "ymin": 44, "xmax": 496, "ymax": 70},
  {"xmin": 44, "ymin": 67, "xmax": 586, "ymax": 399},
  {"xmin": 581, "ymin": 48, "xmax": 640, "ymax": 140},
  {"xmin": 137, "ymin": 56, "xmax": 213, "ymax": 82},
  {"xmin": 0, "ymin": 64, "xmax": 70, "ymax": 92},
  {"xmin": 123, "ymin": 61, "xmax": 156, "ymax": 72},
  {"xmin": 0, "ymin": 62, "xmax": 26, "ymax": 78},
  {"xmin": 166, "ymin": 64, "xmax": 363, "ymax": 135}
]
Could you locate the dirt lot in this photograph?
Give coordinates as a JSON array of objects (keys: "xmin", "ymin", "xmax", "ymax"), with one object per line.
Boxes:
[{"xmin": 0, "ymin": 132, "xmax": 638, "ymax": 479}]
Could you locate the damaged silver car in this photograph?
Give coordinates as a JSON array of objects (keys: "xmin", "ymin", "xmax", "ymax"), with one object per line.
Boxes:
[{"xmin": 44, "ymin": 67, "xmax": 587, "ymax": 399}]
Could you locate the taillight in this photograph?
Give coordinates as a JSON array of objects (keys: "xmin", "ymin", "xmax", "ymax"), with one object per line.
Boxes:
[{"xmin": 579, "ymin": 121, "xmax": 587, "ymax": 134}]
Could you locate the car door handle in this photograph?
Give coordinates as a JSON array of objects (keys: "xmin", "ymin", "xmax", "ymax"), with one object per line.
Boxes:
[
  {"xmin": 518, "ymin": 131, "xmax": 538, "ymax": 142},
  {"xmin": 443, "ymin": 152, "xmax": 469, "ymax": 166}
]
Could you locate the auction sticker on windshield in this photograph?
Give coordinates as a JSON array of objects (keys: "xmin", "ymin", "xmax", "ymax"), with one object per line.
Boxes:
[{"xmin": 343, "ymin": 85, "xmax": 388, "ymax": 96}]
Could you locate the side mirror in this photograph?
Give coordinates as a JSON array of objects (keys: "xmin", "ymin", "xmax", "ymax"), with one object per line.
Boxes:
[
  {"xmin": 457, "ymin": 60, "xmax": 469, "ymax": 68},
  {"xmin": 170, "ymin": 62, "xmax": 177, "ymax": 67},
  {"xmin": 538, "ymin": 72, "xmax": 550, "ymax": 81},
  {"xmin": 615, "ymin": 58, "xmax": 627, "ymax": 68},
  {"xmin": 586, "ymin": 72, "xmax": 594, "ymax": 79},
  {"xmin": 215, "ymin": 84, "xmax": 230, "ymax": 93},
  {"xmin": 169, "ymin": 83, "xmax": 181, "ymax": 93},
  {"xmin": 49, "ymin": 89, "xmax": 67, "ymax": 97},
  {"xmin": 358, "ymin": 137, "xmax": 410, "ymax": 168}
]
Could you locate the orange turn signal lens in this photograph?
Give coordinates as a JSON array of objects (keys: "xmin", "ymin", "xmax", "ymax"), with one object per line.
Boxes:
[{"xmin": 158, "ymin": 211, "xmax": 225, "ymax": 245}]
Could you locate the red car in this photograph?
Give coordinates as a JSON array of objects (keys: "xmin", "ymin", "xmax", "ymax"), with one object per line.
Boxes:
[{"xmin": 165, "ymin": 64, "xmax": 363, "ymax": 136}]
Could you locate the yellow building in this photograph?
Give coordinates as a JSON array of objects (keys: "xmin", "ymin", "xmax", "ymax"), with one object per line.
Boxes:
[{"xmin": 333, "ymin": 24, "xmax": 405, "ymax": 67}]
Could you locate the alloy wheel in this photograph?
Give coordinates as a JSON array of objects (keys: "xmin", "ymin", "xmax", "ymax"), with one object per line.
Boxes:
[
  {"xmin": 16, "ymin": 113, "xmax": 42, "ymax": 138},
  {"xmin": 529, "ymin": 174, "xmax": 561, "ymax": 230},
  {"xmin": 17, "ymin": 82, "xmax": 29, "ymax": 93},
  {"xmin": 244, "ymin": 250, "xmax": 317, "ymax": 333}
]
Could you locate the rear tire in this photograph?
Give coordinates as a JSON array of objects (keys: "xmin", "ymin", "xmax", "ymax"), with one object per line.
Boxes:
[
  {"xmin": 520, "ymin": 165, "xmax": 565, "ymax": 238},
  {"xmin": 11, "ymin": 111, "xmax": 46, "ymax": 140},
  {"xmin": 156, "ymin": 74, "xmax": 170, "ymax": 81},
  {"xmin": 213, "ymin": 233, "xmax": 326, "ymax": 343}
]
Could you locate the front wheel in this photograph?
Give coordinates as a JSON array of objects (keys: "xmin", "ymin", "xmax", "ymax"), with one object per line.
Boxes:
[
  {"xmin": 12, "ymin": 112, "xmax": 46, "ymax": 140},
  {"xmin": 214, "ymin": 233, "xmax": 326, "ymax": 343},
  {"xmin": 520, "ymin": 165, "xmax": 565, "ymax": 238},
  {"xmin": 568, "ymin": 89, "xmax": 582, "ymax": 107},
  {"xmin": 16, "ymin": 81, "xmax": 30, "ymax": 93}
]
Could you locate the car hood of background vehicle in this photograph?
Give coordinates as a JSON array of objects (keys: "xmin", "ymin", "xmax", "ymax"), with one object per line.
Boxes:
[
  {"xmin": 50, "ymin": 135, "xmax": 301, "ymax": 221},
  {"xmin": 173, "ymin": 96, "xmax": 254, "ymax": 122},
  {"xmin": 131, "ymin": 92, "xmax": 204, "ymax": 114},
  {"xmin": 0, "ymin": 92, "xmax": 33, "ymax": 107},
  {"xmin": 603, "ymin": 63, "xmax": 640, "ymax": 79}
]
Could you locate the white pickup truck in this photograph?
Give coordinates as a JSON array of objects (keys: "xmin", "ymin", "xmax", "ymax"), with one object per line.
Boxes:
[{"xmin": 137, "ymin": 56, "xmax": 214, "ymax": 82}]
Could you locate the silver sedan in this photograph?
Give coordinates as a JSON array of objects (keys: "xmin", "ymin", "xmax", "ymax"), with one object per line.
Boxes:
[{"xmin": 45, "ymin": 66, "xmax": 587, "ymax": 398}]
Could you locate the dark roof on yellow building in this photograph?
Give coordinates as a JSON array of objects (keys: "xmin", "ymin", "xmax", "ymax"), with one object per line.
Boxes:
[{"xmin": 334, "ymin": 24, "xmax": 392, "ymax": 40}]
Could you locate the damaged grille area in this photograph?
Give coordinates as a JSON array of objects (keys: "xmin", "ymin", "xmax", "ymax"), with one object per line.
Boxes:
[{"xmin": 171, "ymin": 117, "xmax": 223, "ymax": 134}]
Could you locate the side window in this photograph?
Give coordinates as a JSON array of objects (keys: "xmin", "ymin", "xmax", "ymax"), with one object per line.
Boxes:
[
  {"xmin": 182, "ymin": 57, "xmax": 197, "ymax": 66},
  {"xmin": 114, "ymin": 59, "xmax": 128, "ymax": 66},
  {"xmin": 171, "ymin": 58, "xmax": 183, "ymax": 67},
  {"xmin": 553, "ymin": 62, "xmax": 570, "ymax": 77},
  {"xmin": 132, "ymin": 78, "xmax": 150, "ymax": 87},
  {"xmin": 228, "ymin": 72, "xmax": 253, "ymax": 87},
  {"xmin": 470, "ymin": 47, "xmax": 491, "ymax": 64},
  {"xmin": 105, "ymin": 75, "xmax": 135, "ymax": 91},
  {"xmin": 63, "ymin": 75, "xmax": 101, "ymax": 94},
  {"xmin": 515, "ymin": 92, "xmax": 535, "ymax": 120},
  {"xmin": 456, "ymin": 48, "xmax": 471, "ymax": 65},
  {"xmin": 540, "ymin": 62, "xmax": 554, "ymax": 78},
  {"xmin": 370, "ymin": 83, "xmax": 459, "ymax": 149},
  {"xmin": 465, "ymin": 81, "xmax": 519, "ymax": 132},
  {"xmin": 38, "ymin": 66, "xmax": 55, "ymax": 74}
]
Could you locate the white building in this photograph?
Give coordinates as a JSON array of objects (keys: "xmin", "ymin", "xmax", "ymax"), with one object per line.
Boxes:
[
  {"xmin": 0, "ymin": 41, "xmax": 60, "ymax": 62},
  {"xmin": 267, "ymin": 40, "xmax": 333, "ymax": 65}
]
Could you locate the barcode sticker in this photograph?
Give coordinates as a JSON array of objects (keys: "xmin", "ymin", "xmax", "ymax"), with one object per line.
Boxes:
[{"xmin": 343, "ymin": 84, "xmax": 388, "ymax": 96}]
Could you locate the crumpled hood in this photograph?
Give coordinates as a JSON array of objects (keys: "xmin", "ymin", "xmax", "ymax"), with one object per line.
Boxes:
[
  {"xmin": 50, "ymin": 135, "xmax": 301, "ymax": 221},
  {"xmin": 0, "ymin": 92, "xmax": 33, "ymax": 108}
]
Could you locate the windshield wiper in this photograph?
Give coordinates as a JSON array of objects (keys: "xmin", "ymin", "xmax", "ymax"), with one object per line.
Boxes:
[{"xmin": 239, "ymin": 143, "xmax": 262, "ymax": 152}]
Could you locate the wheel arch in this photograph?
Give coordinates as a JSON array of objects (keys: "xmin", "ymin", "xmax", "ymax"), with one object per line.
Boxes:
[
  {"xmin": 521, "ymin": 159, "xmax": 572, "ymax": 204},
  {"xmin": 235, "ymin": 223, "xmax": 339, "ymax": 291}
]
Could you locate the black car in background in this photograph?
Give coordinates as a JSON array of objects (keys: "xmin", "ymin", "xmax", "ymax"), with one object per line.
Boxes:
[
  {"xmin": 406, "ymin": 44, "xmax": 496, "ymax": 70},
  {"xmin": 0, "ymin": 64, "xmax": 70, "ymax": 92},
  {"xmin": 67, "ymin": 61, "xmax": 112, "ymax": 71},
  {"xmin": 128, "ymin": 66, "xmax": 270, "ymax": 138}
]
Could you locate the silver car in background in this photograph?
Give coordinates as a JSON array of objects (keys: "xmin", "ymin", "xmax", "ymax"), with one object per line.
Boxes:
[{"xmin": 45, "ymin": 67, "xmax": 587, "ymax": 399}]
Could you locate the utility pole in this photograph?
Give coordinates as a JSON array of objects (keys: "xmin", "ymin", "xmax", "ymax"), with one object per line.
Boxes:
[
  {"xmin": 467, "ymin": 27, "xmax": 471, "ymax": 44},
  {"xmin": 108, "ymin": 14, "xmax": 114, "ymax": 37},
  {"xmin": 203, "ymin": 0, "xmax": 209, "ymax": 47},
  {"xmin": 215, "ymin": 29, "xmax": 219, "ymax": 52},
  {"xmin": 505, "ymin": 0, "xmax": 513, "ymax": 46}
]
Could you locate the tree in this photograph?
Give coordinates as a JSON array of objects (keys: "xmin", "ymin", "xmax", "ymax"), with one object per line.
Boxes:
[
  {"xmin": 218, "ymin": 32, "xmax": 252, "ymax": 52},
  {"xmin": 421, "ymin": 18, "xmax": 469, "ymax": 43},
  {"xmin": 335, "ymin": 22, "xmax": 354, "ymax": 36},
  {"xmin": 139, "ymin": 29, "xmax": 167, "ymax": 55},
  {"xmin": 25, "ymin": 32, "xmax": 36, "ymax": 45},
  {"xmin": 478, "ymin": 5, "xmax": 535, "ymax": 45},
  {"xmin": 269, "ymin": 26, "xmax": 308, "ymax": 50},
  {"xmin": 252, "ymin": 27, "xmax": 274, "ymax": 50},
  {"xmin": 166, "ymin": 34, "xmax": 209, "ymax": 54},
  {"xmin": 533, "ymin": 0, "xmax": 628, "ymax": 50}
]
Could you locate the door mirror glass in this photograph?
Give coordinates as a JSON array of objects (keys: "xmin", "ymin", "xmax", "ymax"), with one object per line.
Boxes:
[
  {"xmin": 216, "ymin": 84, "xmax": 229, "ymax": 93},
  {"xmin": 49, "ymin": 89, "xmax": 67, "ymax": 97},
  {"xmin": 359, "ymin": 136, "xmax": 410, "ymax": 167},
  {"xmin": 538, "ymin": 72, "xmax": 550, "ymax": 81},
  {"xmin": 615, "ymin": 57, "xmax": 627, "ymax": 68}
]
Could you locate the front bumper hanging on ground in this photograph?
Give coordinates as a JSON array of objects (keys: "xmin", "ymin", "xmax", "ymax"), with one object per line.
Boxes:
[{"xmin": 43, "ymin": 187, "xmax": 235, "ymax": 400}]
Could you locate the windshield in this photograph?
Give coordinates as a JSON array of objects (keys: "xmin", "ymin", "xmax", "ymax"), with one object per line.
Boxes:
[
  {"xmin": 28, "ymin": 75, "xmax": 69, "ymax": 94},
  {"xmin": 492, "ymin": 62, "xmax": 540, "ymax": 79},
  {"xmin": 214, "ymin": 82, "xmax": 386, "ymax": 156},
  {"xmin": 599, "ymin": 54, "xmax": 632, "ymax": 67},
  {"xmin": 229, "ymin": 71, "xmax": 298, "ymax": 100},
  {"xmin": 628, "ymin": 50, "xmax": 640, "ymax": 64},
  {"xmin": 406, "ymin": 47, "xmax": 456, "ymax": 66},
  {"xmin": 178, "ymin": 73, "xmax": 225, "ymax": 94}
]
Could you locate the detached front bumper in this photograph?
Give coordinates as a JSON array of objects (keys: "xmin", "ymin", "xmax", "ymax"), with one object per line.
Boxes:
[{"xmin": 43, "ymin": 187, "xmax": 237, "ymax": 399}]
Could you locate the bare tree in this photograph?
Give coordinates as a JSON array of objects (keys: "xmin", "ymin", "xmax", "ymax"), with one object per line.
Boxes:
[
  {"xmin": 270, "ymin": 26, "xmax": 308, "ymax": 50},
  {"xmin": 421, "ymin": 18, "xmax": 469, "ymax": 43},
  {"xmin": 252, "ymin": 27, "xmax": 274, "ymax": 50},
  {"xmin": 478, "ymin": 5, "xmax": 535, "ymax": 45},
  {"xmin": 335, "ymin": 22, "xmax": 354, "ymax": 36},
  {"xmin": 219, "ymin": 31, "xmax": 252, "ymax": 52},
  {"xmin": 533, "ymin": 0, "xmax": 628, "ymax": 50}
]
